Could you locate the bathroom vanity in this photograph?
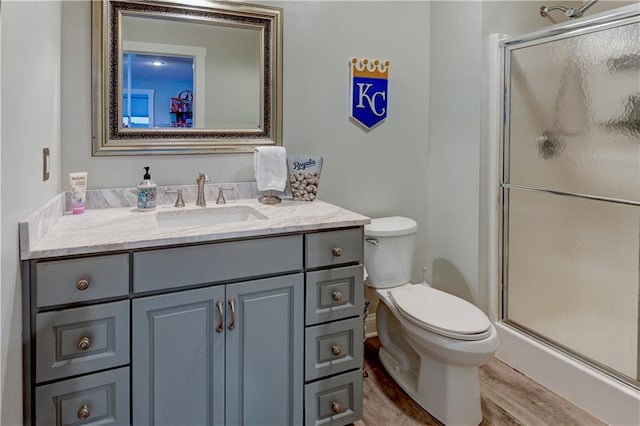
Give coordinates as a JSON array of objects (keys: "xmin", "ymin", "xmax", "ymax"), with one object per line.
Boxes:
[{"xmin": 20, "ymin": 191, "xmax": 369, "ymax": 426}]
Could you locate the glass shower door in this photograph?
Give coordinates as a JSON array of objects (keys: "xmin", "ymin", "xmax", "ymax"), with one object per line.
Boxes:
[{"xmin": 502, "ymin": 17, "xmax": 640, "ymax": 384}]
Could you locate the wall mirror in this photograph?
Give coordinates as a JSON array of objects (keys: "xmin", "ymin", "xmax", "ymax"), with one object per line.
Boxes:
[{"xmin": 92, "ymin": 0, "xmax": 282, "ymax": 155}]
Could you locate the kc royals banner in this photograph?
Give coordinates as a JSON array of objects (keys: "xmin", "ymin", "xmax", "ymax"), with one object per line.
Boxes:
[{"xmin": 350, "ymin": 57, "xmax": 390, "ymax": 129}]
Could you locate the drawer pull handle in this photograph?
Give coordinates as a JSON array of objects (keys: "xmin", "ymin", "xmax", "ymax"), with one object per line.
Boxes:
[
  {"xmin": 332, "ymin": 291, "xmax": 343, "ymax": 302},
  {"xmin": 331, "ymin": 344, "xmax": 342, "ymax": 356},
  {"xmin": 331, "ymin": 401, "xmax": 343, "ymax": 414},
  {"xmin": 77, "ymin": 337, "xmax": 91, "ymax": 351},
  {"xmin": 76, "ymin": 279, "xmax": 90, "ymax": 291},
  {"xmin": 332, "ymin": 247, "xmax": 343, "ymax": 257},
  {"xmin": 228, "ymin": 298, "xmax": 236, "ymax": 330},
  {"xmin": 77, "ymin": 404, "xmax": 91, "ymax": 421},
  {"xmin": 215, "ymin": 299, "xmax": 224, "ymax": 333}
]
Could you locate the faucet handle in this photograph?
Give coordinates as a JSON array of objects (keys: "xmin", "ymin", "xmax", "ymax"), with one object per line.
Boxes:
[
  {"xmin": 174, "ymin": 189, "xmax": 186, "ymax": 208},
  {"xmin": 165, "ymin": 189, "xmax": 186, "ymax": 208},
  {"xmin": 216, "ymin": 187, "xmax": 234, "ymax": 204}
]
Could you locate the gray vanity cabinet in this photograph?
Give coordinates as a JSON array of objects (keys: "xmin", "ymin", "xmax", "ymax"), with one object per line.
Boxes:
[
  {"xmin": 23, "ymin": 228, "xmax": 363, "ymax": 426},
  {"xmin": 132, "ymin": 274, "xmax": 304, "ymax": 426}
]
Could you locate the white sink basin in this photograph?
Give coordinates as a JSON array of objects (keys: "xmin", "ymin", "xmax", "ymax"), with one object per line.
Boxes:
[{"xmin": 156, "ymin": 206, "xmax": 267, "ymax": 228}]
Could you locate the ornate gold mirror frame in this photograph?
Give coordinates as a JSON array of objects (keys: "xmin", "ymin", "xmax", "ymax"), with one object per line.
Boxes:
[{"xmin": 92, "ymin": 0, "xmax": 282, "ymax": 155}]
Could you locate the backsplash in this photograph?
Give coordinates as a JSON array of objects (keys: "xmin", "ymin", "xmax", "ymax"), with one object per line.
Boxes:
[
  {"xmin": 19, "ymin": 193, "xmax": 67, "ymax": 258},
  {"xmin": 72, "ymin": 181, "xmax": 265, "ymax": 209}
]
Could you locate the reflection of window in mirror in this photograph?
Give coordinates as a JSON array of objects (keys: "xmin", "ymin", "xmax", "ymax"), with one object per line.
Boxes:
[
  {"xmin": 122, "ymin": 40, "xmax": 206, "ymax": 128},
  {"xmin": 122, "ymin": 88, "xmax": 155, "ymax": 128},
  {"xmin": 122, "ymin": 52, "xmax": 196, "ymax": 128}
]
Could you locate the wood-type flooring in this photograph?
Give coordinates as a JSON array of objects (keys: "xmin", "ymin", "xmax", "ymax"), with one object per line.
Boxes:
[{"xmin": 354, "ymin": 338, "xmax": 605, "ymax": 426}]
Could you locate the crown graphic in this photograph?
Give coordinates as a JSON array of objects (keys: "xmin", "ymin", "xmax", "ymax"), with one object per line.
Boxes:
[{"xmin": 351, "ymin": 58, "xmax": 390, "ymax": 79}]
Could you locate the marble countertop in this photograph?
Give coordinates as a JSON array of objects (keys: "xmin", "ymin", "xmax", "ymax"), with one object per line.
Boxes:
[{"xmin": 20, "ymin": 197, "xmax": 370, "ymax": 260}]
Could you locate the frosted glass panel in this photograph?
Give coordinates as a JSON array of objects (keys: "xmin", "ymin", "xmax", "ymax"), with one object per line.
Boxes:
[
  {"xmin": 506, "ymin": 189, "xmax": 639, "ymax": 380},
  {"xmin": 508, "ymin": 22, "xmax": 640, "ymax": 202}
]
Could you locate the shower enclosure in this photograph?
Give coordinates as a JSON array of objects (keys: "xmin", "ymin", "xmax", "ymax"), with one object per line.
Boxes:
[{"xmin": 500, "ymin": 7, "xmax": 639, "ymax": 387}]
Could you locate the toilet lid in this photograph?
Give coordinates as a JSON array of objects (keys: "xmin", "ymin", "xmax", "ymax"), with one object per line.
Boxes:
[
  {"xmin": 388, "ymin": 285, "xmax": 492, "ymax": 341},
  {"xmin": 365, "ymin": 217, "xmax": 417, "ymax": 237}
]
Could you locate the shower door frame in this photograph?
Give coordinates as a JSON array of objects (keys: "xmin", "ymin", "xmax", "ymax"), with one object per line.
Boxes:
[{"xmin": 498, "ymin": 4, "xmax": 640, "ymax": 389}]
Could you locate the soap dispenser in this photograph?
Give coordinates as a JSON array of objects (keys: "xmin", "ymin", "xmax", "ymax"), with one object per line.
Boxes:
[{"xmin": 137, "ymin": 166, "xmax": 157, "ymax": 210}]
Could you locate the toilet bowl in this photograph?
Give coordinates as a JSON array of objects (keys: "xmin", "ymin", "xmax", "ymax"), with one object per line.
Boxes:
[{"xmin": 364, "ymin": 217, "xmax": 498, "ymax": 426}]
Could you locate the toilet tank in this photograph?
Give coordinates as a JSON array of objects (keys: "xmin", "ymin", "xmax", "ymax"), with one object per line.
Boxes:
[{"xmin": 364, "ymin": 217, "xmax": 417, "ymax": 288}]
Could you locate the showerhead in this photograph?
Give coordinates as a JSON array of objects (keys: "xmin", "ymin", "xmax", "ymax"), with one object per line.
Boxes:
[{"xmin": 540, "ymin": 0, "xmax": 599, "ymax": 19}]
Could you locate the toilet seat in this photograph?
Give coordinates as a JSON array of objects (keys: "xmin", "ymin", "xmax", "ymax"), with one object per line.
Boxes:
[{"xmin": 388, "ymin": 285, "xmax": 492, "ymax": 341}]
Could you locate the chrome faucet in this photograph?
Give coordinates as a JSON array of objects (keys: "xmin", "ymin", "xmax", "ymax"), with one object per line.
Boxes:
[{"xmin": 196, "ymin": 173, "xmax": 210, "ymax": 206}]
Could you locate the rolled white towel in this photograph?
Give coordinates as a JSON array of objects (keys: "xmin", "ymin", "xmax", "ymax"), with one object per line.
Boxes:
[{"xmin": 254, "ymin": 146, "xmax": 287, "ymax": 192}]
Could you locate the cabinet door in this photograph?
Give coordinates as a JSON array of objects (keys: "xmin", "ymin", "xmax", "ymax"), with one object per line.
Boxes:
[
  {"xmin": 132, "ymin": 286, "xmax": 225, "ymax": 426},
  {"xmin": 225, "ymin": 274, "xmax": 304, "ymax": 426}
]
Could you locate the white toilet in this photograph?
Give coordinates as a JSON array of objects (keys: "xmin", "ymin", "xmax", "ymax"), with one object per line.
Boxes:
[{"xmin": 364, "ymin": 217, "xmax": 498, "ymax": 426}]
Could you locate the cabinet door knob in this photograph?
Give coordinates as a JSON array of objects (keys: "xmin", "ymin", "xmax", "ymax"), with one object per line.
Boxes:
[
  {"xmin": 215, "ymin": 299, "xmax": 224, "ymax": 333},
  {"xmin": 331, "ymin": 401, "xmax": 343, "ymax": 414},
  {"xmin": 332, "ymin": 247, "xmax": 343, "ymax": 257},
  {"xmin": 228, "ymin": 298, "xmax": 237, "ymax": 330},
  {"xmin": 77, "ymin": 404, "xmax": 91, "ymax": 421},
  {"xmin": 331, "ymin": 344, "xmax": 342, "ymax": 356},
  {"xmin": 76, "ymin": 279, "xmax": 90, "ymax": 291},
  {"xmin": 77, "ymin": 336, "xmax": 91, "ymax": 351},
  {"xmin": 331, "ymin": 291, "xmax": 343, "ymax": 302}
]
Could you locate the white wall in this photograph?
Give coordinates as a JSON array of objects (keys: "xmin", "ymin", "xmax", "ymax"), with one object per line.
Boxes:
[
  {"xmin": 427, "ymin": 1, "xmax": 483, "ymax": 304},
  {"xmin": 1, "ymin": 1, "xmax": 62, "ymax": 424}
]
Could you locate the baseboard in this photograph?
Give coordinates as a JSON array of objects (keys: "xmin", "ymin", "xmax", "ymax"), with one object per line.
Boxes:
[{"xmin": 365, "ymin": 313, "xmax": 377, "ymax": 338}]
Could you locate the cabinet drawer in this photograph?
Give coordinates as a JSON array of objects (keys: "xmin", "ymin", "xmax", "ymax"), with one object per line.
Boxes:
[
  {"xmin": 133, "ymin": 235, "xmax": 302, "ymax": 293},
  {"xmin": 36, "ymin": 300, "xmax": 130, "ymax": 383},
  {"xmin": 305, "ymin": 228, "xmax": 363, "ymax": 269},
  {"xmin": 35, "ymin": 366, "xmax": 129, "ymax": 426},
  {"xmin": 304, "ymin": 369, "xmax": 363, "ymax": 426},
  {"xmin": 305, "ymin": 316, "xmax": 363, "ymax": 381},
  {"xmin": 306, "ymin": 265, "xmax": 364, "ymax": 325},
  {"xmin": 35, "ymin": 254, "xmax": 129, "ymax": 308}
]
